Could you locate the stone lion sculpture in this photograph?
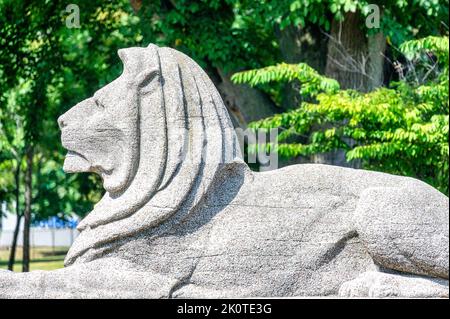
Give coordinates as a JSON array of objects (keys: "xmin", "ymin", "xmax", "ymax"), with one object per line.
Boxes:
[{"xmin": 0, "ymin": 44, "xmax": 448, "ymax": 298}]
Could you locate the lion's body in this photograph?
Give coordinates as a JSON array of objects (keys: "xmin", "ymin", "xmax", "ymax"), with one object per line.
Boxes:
[{"xmin": 88, "ymin": 163, "xmax": 446, "ymax": 298}]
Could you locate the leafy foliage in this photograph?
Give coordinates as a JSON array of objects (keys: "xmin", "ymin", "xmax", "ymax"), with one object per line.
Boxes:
[
  {"xmin": 239, "ymin": 0, "xmax": 448, "ymax": 46},
  {"xmin": 234, "ymin": 36, "xmax": 449, "ymax": 194},
  {"xmin": 231, "ymin": 62, "xmax": 340, "ymax": 98}
]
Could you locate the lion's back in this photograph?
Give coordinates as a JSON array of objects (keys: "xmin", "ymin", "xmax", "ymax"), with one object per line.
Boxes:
[
  {"xmin": 179, "ymin": 164, "xmax": 377, "ymax": 296},
  {"xmin": 176, "ymin": 163, "xmax": 437, "ymax": 297}
]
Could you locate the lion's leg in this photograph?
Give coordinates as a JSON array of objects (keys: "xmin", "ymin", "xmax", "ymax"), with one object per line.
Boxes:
[
  {"xmin": 0, "ymin": 258, "xmax": 178, "ymax": 298},
  {"xmin": 339, "ymin": 271, "xmax": 448, "ymax": 298},
  {"xmin": 340, "ymin": 182, "xmax": 449, "ymax": 297}
]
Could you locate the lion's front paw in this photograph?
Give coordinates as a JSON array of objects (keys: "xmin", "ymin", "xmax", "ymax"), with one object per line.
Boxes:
[
  {"xmin": 368, "ymin": 282, "xmax": 400, "ymax": 297},
  {"xmin": 339, "ymin": 271, "xmax": 449, "ymax": 298},
  {"xmin": 338, "ymin": 273, "xmax": 373, "ymax": 297},
  {"xmin": 338, "ymin": 281, "xmax": 357, "ymax": 297},
  {"xmin": 339, "ymin": 271, "xmax": 401, "ymax": 297}
]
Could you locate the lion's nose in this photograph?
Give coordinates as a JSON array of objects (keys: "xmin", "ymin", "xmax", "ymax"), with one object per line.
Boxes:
[{"xmin": 57, "ymin": 115, "xmax": 67, "ymax": 129}]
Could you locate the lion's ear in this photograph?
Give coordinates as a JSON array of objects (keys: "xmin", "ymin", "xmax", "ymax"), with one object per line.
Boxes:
[
  {"xmin": 118, "ymin": 48, "xmax": 160, "ymax": 94},
  {"xmin": 118, "ymin": 48, "xmax": 129, "ymax": 66}
]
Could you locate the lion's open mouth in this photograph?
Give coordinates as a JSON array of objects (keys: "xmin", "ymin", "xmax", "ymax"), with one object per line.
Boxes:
[
  {"xmin": 63, "ymin": 150, "xmax": 91, "ymax": 173},
  {"xmin": 66, "ymin": 150, "xmax": 87, "ymax": 159}
]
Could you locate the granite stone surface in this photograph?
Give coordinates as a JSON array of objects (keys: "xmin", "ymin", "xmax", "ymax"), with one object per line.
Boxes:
[{"xmin": 0, "ymin": 44, "xmax": 448, "ymax": 298}]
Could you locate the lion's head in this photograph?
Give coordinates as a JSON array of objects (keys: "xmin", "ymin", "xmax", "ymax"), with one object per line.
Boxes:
[
  {"xmin": 60, "ymin": 44, "xmax": 244, "ymax": 265},
  {"xmin": 58, "ymin": 49, "xmax": 146, "ymax": 194}
]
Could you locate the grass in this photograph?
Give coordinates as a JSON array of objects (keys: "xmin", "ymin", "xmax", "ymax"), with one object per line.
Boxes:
[{"xmin": 0, "ymin": 246, "xmax": 68, "ymax": 271}]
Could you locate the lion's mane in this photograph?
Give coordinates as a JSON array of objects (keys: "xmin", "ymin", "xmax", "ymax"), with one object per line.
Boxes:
[{"xmin": 65, "ymin": 44, "xmax": 243, "ymax": 265}]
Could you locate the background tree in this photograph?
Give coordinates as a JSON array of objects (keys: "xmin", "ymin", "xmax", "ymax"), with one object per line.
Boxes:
[{"xmin": 0, "ymin": 83, "xmax": 26, "ymax": 270}]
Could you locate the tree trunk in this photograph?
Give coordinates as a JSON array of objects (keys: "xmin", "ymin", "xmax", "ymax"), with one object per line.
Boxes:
[
  {"xmin": 325, "ymin": 12, "xmax": 369, "ymax": 91},
  {"xmin": 8, "ymin": 215, "xmax": 22, "ymax": 271},
  {"xmin": 319, "ymin": 12, "xmax": 368, "ymax": 167},
  {"xmin": 367, "ymin": 31, "xmax": 387, "ymax": 91},
  {"xmin": 22, "ymin": 146, "xmax": 33, "ymax": 272},
  {"xmin": 8, "ymin": 162, "xmax": 22, "ymax": 271}
]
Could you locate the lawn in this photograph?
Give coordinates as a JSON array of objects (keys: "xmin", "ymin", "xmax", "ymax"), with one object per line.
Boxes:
[{"xmin": 0, "ymin": 247, "xmax": 68, "ymax": 271}]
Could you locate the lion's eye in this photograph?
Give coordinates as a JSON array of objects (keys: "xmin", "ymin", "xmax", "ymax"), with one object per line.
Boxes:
[{"xmin": 94, "ymin": 98, "xmax": 105, "ymax": 109}]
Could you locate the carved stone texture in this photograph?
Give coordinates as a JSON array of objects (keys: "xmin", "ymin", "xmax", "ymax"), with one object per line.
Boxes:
[{"xmin": 0, "ymin": 44, "xmax": 448, "ymax": 298}]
